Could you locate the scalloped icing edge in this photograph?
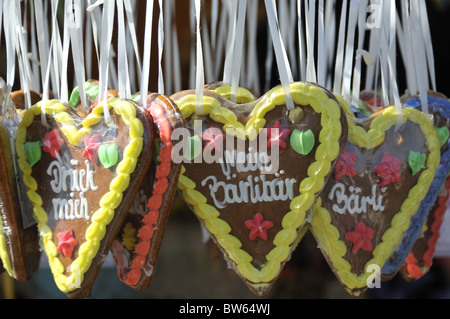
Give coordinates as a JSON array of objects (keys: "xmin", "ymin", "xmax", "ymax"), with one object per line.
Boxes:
[
  {"xmin": 120, "ymin": 94, "xmax": 182, "ymax": 288},
  {"xmin": 403, "ymin": 176, "xmax": 450, "ymax": 280},
  {"xmin": 15, "ymin": 97, "xmax": 144, "ymax": 294},
  {"xmin": 176, "ymin": 82, "xmax": 344, "ymax": 292},
  {"xmin": 207, "ymin": 84, "xmax": 257, "ymax": 104},
  {"xmin": 309, "ymin": 106, "xmax": 441, "ymax": 295}
]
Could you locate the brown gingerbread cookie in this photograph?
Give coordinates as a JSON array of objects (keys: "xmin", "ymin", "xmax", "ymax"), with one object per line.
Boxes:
[
  {"xmin": 172, "ymin": 82, "xmax": 347, "ymax": 296},
  {"xmin": 14, "ymin": 97, "xmax": 154, "ymax": 298},
  {"xmin": 0, "ymin": 90, "xmax": 42, "ymax": 282},
  {"xmin": 111, "ymin": 93, "xmax": 185, "ymax": 291}
]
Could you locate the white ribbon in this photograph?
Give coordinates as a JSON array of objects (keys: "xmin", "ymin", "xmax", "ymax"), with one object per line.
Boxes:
[
  {"xmin": 117, "ymin": 0, "xmax": 131, "ymax": 98},
  {"xmin": 69, "ymin": 0, "xmax": 88, "ymax": 109},
  {"xmin": 265, "ymin": 0, "xmax": 295, "ymax": 110},
  {"xmin": 230, "ymin": 0, "xmax": 247, "ymax": 103},
  {"xmin": 140, "ymin": 0, "xmax": 154, "ymax": 107},
  {"xmin": 157, "ymin": 0, "xmax": 165, "ymax": 94},
  {"xmin": 194, "ymin": 0, "xmax": 205, "ymax": 114}
]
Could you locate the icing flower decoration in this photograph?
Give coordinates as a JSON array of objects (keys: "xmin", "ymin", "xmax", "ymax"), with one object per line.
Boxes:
[
  {"xmin": 122, "ymin": 222, "xmax": 137, "ymax": 251},
  {"xmin": 56, "ymin": 229, "xmax": 78, "ymax": 259},
  {"xmin": 373, "ymin": 152, "xmax": 402, "ymax": 187},
  {"xmin": 82, "ymin": 134, "xmax": 102, "ymax": 164},
  {"xmin": 43, "ymin": 129, "xmax": 65, "ymax": 159},
  {"xmin": 202, "ymin": 128, "xmax": 225, "ymax": 153},
  {"xmin": 405, "ymin": 253, "xmax": 426, "ymax": 279},
  {"xmin": 265, "ymin": 121, "xmax": 292, "ymax": 149},
  {"xmin": 290, "ymin": 129, "xmax": 315, "ymax": 155},
  {"xmin": 334, "ymin": 149, "xmax": 357, "ymax": 180},
  {"xmin": 24, "ymin": 141, "xmax": 42, "ymax": 167},
  {"xmin": 244, "ymin": 213, "xmax": 274, "ymax": 241},
  {"xmin": 345, "ymin": 221, "xmax": 374, "ymax": 254}
]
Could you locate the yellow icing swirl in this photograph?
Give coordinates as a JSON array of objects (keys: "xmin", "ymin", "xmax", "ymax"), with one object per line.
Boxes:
[
  {"xmin": 310, "ymin": 103, "xmax": 441, "ymax": 295},
  {"xmin": 15, "ymin": 97, "xmax": 144, "ymax": 293},
  {"xmin": 176, "ymin": 82, "xmax": 344, "ymax": 290}
]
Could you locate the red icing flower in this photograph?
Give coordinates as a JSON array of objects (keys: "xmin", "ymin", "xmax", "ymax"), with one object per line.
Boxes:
[
  {"xmin": 82, "ymin": 134, "xmax": 102, "ymax": 164},
  {"xmin": 43, "ymin": 129, "xmax": 65, "ymax": 159},
  {"xmin": 373, "ymin": 152, "xmax": 402, "ymax": 187},
  {"xmin": 345, "ymin": 222, "xmax": 374, "ymax": 254},
  {"xmin": 405, "ymin": 253, "xmax": 426, "ymax": 279},
  {"xmin": 56, "ymin": 229, "xmax": 78, "ymax": 258},
  {"xmin": 202, "ymin": 128, "xmax": 225, "ymax": 153},
  {"xmin": 334, "ymin": 149, "xmax": 357, "ymax": 180},
  {"xmin": 245, "ymin": 213, "xmax": 274, "ymax": 241},
  {"xmin": 265, "ymin": 121, "xmax": 292, "ymax": 149}
]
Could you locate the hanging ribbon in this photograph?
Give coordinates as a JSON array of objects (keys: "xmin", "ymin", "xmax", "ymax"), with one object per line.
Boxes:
[
  {"xmin": 264, "ymin": 0, "xmax": 295, "ymax": 110},
  {"xmin": 117, "ymin": 0, "xmax": 131, "ymax": 99},
  {"xmin": 140, "ymin": 0, "xmax": 154, "ymax": 107},
  {"xmin": 69, "ymin": 0, "xmax": 88, "ymax": 109},
  {"xmin": 194, "ymin": 0, "xmax": 205, "ymax": 114},
  {"xmin": 98, "ymin": 0, "xmax": 115, "ymax": 125},
  {"xmin": 230, "ymin": 0, "xmax": 247, "ymax": 103}
]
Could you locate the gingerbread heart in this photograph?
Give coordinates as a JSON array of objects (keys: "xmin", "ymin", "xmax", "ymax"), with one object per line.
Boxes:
[
  {"xmin": 15, "ymin": 97, "xmax": 153, "ymax": 298},
  {"xmin": 171, "ymin": 82, "xmax": 348, "ymax": 296},
  {"xmin": 310, "ymin": 102, "xmax": 441, "ymax": 296},
  {"xmin": 0, "ymin": 89, "xmax": 41, "ymax": 282},
  {"xmin": 111, "ymin": 93, "xmax": 185, "ymax": 291},
  {"xmin": 386, "ymin": 93, "xmax": 450, "ymax": 281}
]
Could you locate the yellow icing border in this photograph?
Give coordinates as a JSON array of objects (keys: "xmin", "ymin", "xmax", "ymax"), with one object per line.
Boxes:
[
  {"xmin": 310, "ymin": 105, "xmax": 441, "ymax": 294},
  {"xmin": 176, "ymin": 82, "xmax": 343, "ymax": 287},
  {"xmin": 208, "ymin": 85, "xmax": 257, "ymax": 104},
  {"xmin": 15, "ymin": 97, "xmax": 144, "ymax": 293}
]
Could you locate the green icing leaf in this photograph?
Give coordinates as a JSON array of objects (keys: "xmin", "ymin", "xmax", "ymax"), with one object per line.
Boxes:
[
  {"xmin": 290, "ymin": 129, "xmax": 315, "ymax": 155},
  {"xmin": 98, "ymin": 144, "xmax": 120, "ymax": 169},
  {"xmin": 184, "ymin": 135, "xmax": 202, "ymax": 161},
  {"xmin": 24, "ymin": 141, "xmax": 42, "ymax": 167},
  {"xmin": 408, "ymin": 151, "xmax": 426, "ymax": 176},
  {"xmin": 68, "ymin": 82, "xmax": 99, "ymax": 108},
  {"xmin": 436, "ymin": 126, "xmax": 450, "ymax": 147}
]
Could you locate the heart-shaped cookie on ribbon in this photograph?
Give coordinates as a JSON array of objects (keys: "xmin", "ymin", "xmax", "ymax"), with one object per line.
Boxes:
[
  {"xmin": 171, "ymin": 82, "xmax": 348, "ymax": 296},
  {"xmin": 310, "ymin": 102, "xmax": 441, "ymax": 297},
  {"xmin": 15, "ymin": 97, "xmax": 153, "ymax": 298},
  {"xmin": 111, "ymin": 93, "xmax": 185, "ymax": 291},
  {"xmin": 387, "ymin": 93, "xmax": 450, "ymax": 281},
  {"xmin": 0, "ymin": 89, "xmax": 42, "ymax": 282}
]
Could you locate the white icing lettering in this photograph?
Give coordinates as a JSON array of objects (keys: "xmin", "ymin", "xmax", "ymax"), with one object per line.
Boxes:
[
  {"xmin": 201, "ymin": 174, "xmax": 297, "ymax": 209},
  {"xmin": 48, "ymin": 158, "xmax": 97, "ymax": 221},
  {"xmin": 328, "ymin": 183, "xmax": 385, "ymax": 215}
]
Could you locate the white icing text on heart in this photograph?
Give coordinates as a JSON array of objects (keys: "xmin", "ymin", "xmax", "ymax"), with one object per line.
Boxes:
[
  {"xmin": 202, "ymin": 172, "xmax": 297, "ymax": 209},
  {"xmin": 328, "ymin": 183, "xmax": 386, "ymax": 215},
  {"xmin": 47, "ymin": 159, "xmax": 98, "ymax": 221}
]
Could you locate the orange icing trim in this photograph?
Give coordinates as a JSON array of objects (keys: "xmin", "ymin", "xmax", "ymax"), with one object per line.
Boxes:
[
  {"xmin": 405, "ymin": 177, "xmax": 450, "ymax": 279},
  {"xmin": 122, "ymin": 99, "xmax": 173, "ymax": 287}
]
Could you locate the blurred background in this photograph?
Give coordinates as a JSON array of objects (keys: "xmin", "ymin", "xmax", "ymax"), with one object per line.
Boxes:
[{"xmin": 1, "ymin": 0, "xmax": 450, "ymax": 299}]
